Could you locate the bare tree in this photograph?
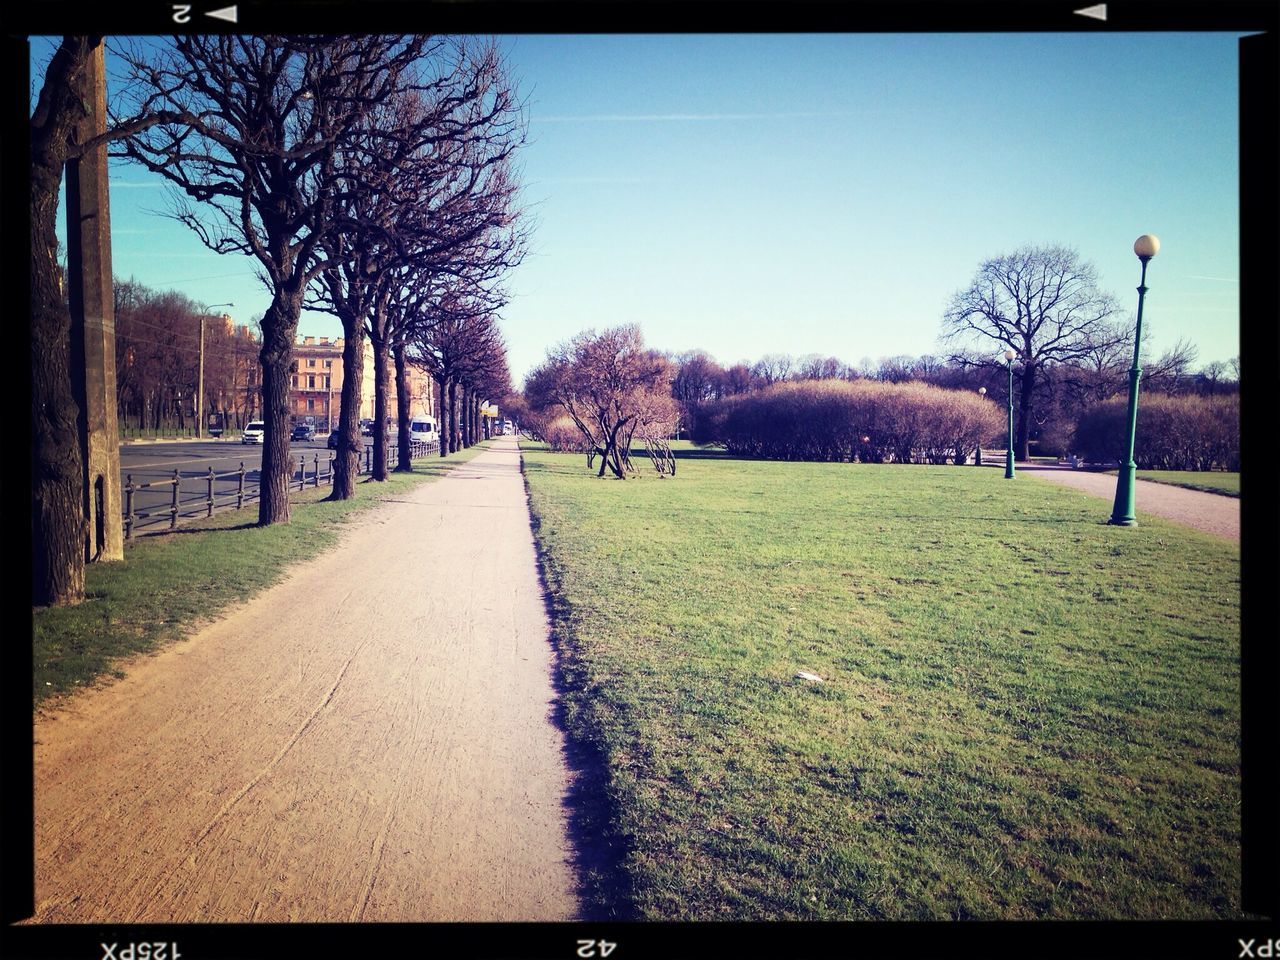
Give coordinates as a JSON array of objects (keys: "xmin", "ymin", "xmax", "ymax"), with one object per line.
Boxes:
[
  {"xmin": 670, "ymin": 349, "xmax": 725, "ymax": 437},
  {"xmin": 941, "ymin": 244, "xmax": 1124, "ymax": 460},
  {"xmin": 526, "ymin": 325, "xmax": 675, "ymax": 479},
  {"xmin": 750, "ymin": 353, "xmax": 794, "ymax": 386},
  {"xmin": 112, "ymin": 36, "xmax": 430, "ymax": 524}
]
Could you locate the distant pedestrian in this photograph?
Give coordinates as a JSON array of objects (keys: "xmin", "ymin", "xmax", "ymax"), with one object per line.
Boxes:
[{"xmin": 1069, "ymin": 454, "xmax": 1079, "ymax": 469}]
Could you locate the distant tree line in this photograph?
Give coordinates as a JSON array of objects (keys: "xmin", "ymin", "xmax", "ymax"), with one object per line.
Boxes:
[
  {"xmin": 113, "ymin": 278, "xmax": 261, "ymax": 433},
  {"xmin": 667, "ymin": 343, "xmax": 1234, "ymax": 461}
]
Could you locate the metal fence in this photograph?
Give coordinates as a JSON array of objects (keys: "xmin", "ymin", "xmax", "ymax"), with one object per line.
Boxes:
[{"xmin": 123, "ymin": 438, "xmax": 439, "ymax": 539}]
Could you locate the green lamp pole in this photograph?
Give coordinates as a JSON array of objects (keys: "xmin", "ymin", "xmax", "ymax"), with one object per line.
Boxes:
[
  {"xmin": 1109, "ymin": 234, "xmax": 1160, "ymax": 526},
  {"xmin": 976, "ymin": 386, "xmax": 987, "ymax": 466},
  {"xmin": 1003, "ymin": 348, "xmax": 1016, "ymax": 479}
]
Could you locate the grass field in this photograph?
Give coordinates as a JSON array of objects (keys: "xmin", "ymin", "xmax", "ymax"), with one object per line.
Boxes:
[
  {"xmin": 522, "ymin": 441, "xmax": 1241, "ymax": 920},
  {"xmin": 1102, "ymin": 469, "xmax": 1240, "ymax": 498},
  {"xmin": 33, "ymin": 443, "xmax": 491, "ymax": 707}
]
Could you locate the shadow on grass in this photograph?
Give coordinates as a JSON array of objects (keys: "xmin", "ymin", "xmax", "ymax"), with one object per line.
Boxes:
[
  {"xmin": 129, "ymin": 519, "xmax": 260, "ymax": 540},
  {"xmin": 522, "ymin": 472, "xmax": 638, "ymax": 923}
]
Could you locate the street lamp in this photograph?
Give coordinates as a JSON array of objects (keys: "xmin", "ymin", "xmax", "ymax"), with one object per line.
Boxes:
[
  {"xmin": 199, "ymin": 302, "xmax": 234, "ymax": 439},
  {"xmin": 976, "ymin": 386, "xmax": 987, "ymax": 466},
  {"xmin": 1109, "ymin": 234, "xmax": 1160, "ymax": 526},
  {"xmin": 1003, "ymin": 348, "xmax": 1016, "ymax": 479}
]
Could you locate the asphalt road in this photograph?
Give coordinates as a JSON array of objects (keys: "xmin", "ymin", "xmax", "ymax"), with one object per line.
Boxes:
[{"xmin": 120, "ymin": 437, "xmax": 353, "ymax": 534}]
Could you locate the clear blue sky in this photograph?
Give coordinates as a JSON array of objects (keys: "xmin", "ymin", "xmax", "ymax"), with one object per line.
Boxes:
[{"xmin": 39, "ymin": 33, "xmax": 1244, "ymax": 384}]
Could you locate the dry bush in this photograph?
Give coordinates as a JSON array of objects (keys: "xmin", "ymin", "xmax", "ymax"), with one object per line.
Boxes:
[
  {"xmin": 701, "ymin": 379, "xmax": 1003, "ymax": 464},
  {"xmin": 1072, "ymin": 392, "xmax": 1239, "ymax": 470}
]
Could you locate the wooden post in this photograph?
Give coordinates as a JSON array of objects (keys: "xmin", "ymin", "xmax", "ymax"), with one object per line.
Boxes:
[
  {"xmin": 66, "ymin": 41, "xmax": 123, "ymax": 562},
  {"xmin": 206, "ymin": 467, "xmax": 215, "ymax": 517},
  {"xmin": 169, "ymin": 469, "xmax": 180, "ymax": 529},
  {"xmin": 237, "ymin": 462, "xmax": 245, "ymax": 510},
  {"xmin": 124, "ymin": 475, "xmax": 134, "ymax": 541}
]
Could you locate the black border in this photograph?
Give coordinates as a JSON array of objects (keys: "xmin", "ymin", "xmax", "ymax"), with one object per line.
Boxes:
[{"xmin": 5, "ymin": 3, "xmax": 1278, "ymax": 958}]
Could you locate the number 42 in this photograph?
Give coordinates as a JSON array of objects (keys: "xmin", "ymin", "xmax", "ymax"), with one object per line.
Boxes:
[{"xmin": 577, "ymin": 940, "xmax": 617, "ymax": 958}]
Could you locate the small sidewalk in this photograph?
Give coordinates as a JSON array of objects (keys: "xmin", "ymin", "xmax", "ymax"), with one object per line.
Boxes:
[
  {"xmin": 1012, "ymin": 461, "xmax": 1239, "ymax": 541},
  {"xmin": 30, "ymin": 435, "xmax": 580, "ymax": 922}
]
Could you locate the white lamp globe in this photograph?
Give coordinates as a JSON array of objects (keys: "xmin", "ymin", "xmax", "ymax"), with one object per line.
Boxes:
[
  {"xmin": 1134, "ymin": 234, "xmax": 1160, "ymax": 259},
  {"xmin": 1003, "ymin": 348, "xmax": 1016, "ymax": 361}
]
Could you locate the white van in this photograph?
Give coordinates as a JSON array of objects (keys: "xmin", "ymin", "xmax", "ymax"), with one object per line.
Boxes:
[{"xmin": 409, "ymin": 418, "xmax": 436, "ymax": 443}]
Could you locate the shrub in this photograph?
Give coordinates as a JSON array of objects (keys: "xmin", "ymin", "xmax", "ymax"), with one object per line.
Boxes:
[
  {"xmin": 699, "ymin": 379, "xmax": 1003, "ymax": 464},
  {"xmin": 540, "ymin": 415, "xmax": 593, "ymax": 453},
  {"xmin": 1072, "ymin": 392, "xmax": 1239, "ymax": 470}
]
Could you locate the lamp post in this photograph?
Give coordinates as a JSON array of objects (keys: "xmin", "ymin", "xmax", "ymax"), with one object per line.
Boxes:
[
  {"xmin": 1109, "ymin": 234, "xmax": 1160, "ymax": 526},
  {"xmin": 976, "ymin": 386, "xmax": 986, "ymax": 466},
  {"xmin": 199, "ymin": 302, "xmax": 234, "ymax": 439},
  {"xmin": 1003, "ymin": 349, "xmax": 1016, "ymax": 479}
]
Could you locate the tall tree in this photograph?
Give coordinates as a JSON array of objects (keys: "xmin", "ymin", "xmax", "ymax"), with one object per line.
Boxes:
[
  {"xmin": 941, "ymin": 244, "xmax": 1123, "ymax": 460},
  {"xmin": 113, "ymin": 36, "xmax": 429, "ymax": 523}
]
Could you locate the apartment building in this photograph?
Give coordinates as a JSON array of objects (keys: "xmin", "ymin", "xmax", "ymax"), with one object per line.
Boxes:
[{"xmin": 291, "ymin": 335, "xmax": 433, "ymax": 430}]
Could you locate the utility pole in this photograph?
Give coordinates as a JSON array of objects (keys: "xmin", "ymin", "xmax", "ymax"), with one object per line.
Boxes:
[
  {"xmin": 66, "ymin": 40, "xmax": 123, "ymax": 563},
  {"xmin": 197, "ymin": 314, "xmax": 205, "ymax": 438}
]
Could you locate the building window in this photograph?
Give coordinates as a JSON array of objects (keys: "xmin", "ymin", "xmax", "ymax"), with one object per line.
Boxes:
[
  {"xmin": 307, "ymin": 359, "xmax": 316, "ymax": 368},
  {"xmin": 307, "ymin": 399, "xmax": 315, "ymax": 411},
  {"xmin": 291, "ymin": 376, "xmax": 298, "ymax": 388},
  {"xmin": 308, "ymin": 376, "xmax": 315, "ymax": 389},
  {"xmin": 325, "ymin": 360, "xmax": 333, "ymax": 368},
  {"xmin": 325, "ymin": 376, "xmax": 331, "ymax": 389}
]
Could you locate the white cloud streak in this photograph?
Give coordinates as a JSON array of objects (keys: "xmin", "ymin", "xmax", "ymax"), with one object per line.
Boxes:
[{"xmin": 1187, "ymin": 274, "xmax": 1239, "ymax": 282}]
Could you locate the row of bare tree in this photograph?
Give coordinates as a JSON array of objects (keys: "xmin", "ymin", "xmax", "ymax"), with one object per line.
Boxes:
[{"xmin": 31, "ymin": 36, "xmax": 525, "ymax": 606}]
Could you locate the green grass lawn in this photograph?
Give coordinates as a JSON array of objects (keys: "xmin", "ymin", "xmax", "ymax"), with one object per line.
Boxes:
[
  {"xmin": 1101, "ymin": 469, "xmax": 1240, "ymax": 498},
  {"xmin": 33, "ymin": 443, "xmax": 492, "ymax": 707},
  {"xmin": 522, "ymin": 442, "xmax": 1241, "ymax": 920}
]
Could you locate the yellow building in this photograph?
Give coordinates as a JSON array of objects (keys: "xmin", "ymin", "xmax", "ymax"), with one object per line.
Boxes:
[{"xmin": 291, "ymin": 336, "xmax": 433, "ymax": 430}]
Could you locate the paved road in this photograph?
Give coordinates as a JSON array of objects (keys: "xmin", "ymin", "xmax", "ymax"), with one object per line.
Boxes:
[
  {"xmin": 121, "ymin": 437, "xmax": 369, "ymax": 533},
  {"xmin": 31, "ymin": 435, "xmax": 579, "ymax": 922}
]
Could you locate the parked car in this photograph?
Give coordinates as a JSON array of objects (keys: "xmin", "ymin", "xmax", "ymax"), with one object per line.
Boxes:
[
  {"xmin": 409, "ymin": 418, "xmax": 436, "ymax": 443},
  {"xmin": 360, "ymin": 418, "xmax": 373, "ymax": 437},
  {"xmin": 241, "ymin": 421, "xmax": 266, "ymax": 444},
  {"xmin": 291, "ymin": 423, "xmax": 316, "ymax": 442},
  {"xmin": 327, "ymin": 431, "xmax": 341, "ymax": 449}
]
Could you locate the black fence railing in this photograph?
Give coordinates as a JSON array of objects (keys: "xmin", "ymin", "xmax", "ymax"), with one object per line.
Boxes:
[{"xmin": 123, "ymin": 438, "xmax": 439, "ymax": 539}]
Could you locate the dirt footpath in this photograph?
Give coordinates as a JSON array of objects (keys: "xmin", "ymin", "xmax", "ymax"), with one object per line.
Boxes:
[
  {"xmin": 1017, "ymin": 463, "xmax": 1239, "ymax": 541},
  {"xmin": 29, "ymin": 436, "xmax": 580, "ymax": 922}
]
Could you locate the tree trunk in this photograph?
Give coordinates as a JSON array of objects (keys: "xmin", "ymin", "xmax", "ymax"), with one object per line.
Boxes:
[
  {"xmin": 462, "ymin": 384, "xmax": 470, "ymax": 448},
  {"xmin": 463, "ymin": 387, "xmax": 473, "ymax": 447},
  {"xmin": 1017, "ymin": 363, "xmax": 1037, "ymax": 461},
  {"xmin": 31, "ymin": 36, "xmax": 98, "ymax": 606},
  {"xmin": 330, "ymin": 322, "xmax": 365, "ymax": 500},
  {"xmin": 257, "ymin": 292, "xmax": 302, "ymax": 525},
  {"xmin": 370, "ymin": 334, "xmax": 390, "ymax": 481},
  {"xmin": 435, "ymin": 375, "xmax": 447, "ymax": 458},
  {"xmin": 447, "ymin": 378, "xmax": 458, "ymax": 454},
  {"xmin": 393, "ymin": 338, "xmax": 412, "ymax": 472}
]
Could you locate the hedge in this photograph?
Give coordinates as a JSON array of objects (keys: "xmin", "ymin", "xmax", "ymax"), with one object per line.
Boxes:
[
  {"xmin": 695, "ymin": 379, "xmax": 1004, "ymax": 464},
  {"xmin": 1073, "ymin": 392, "xmax": 1239, "ymax": 470}
]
